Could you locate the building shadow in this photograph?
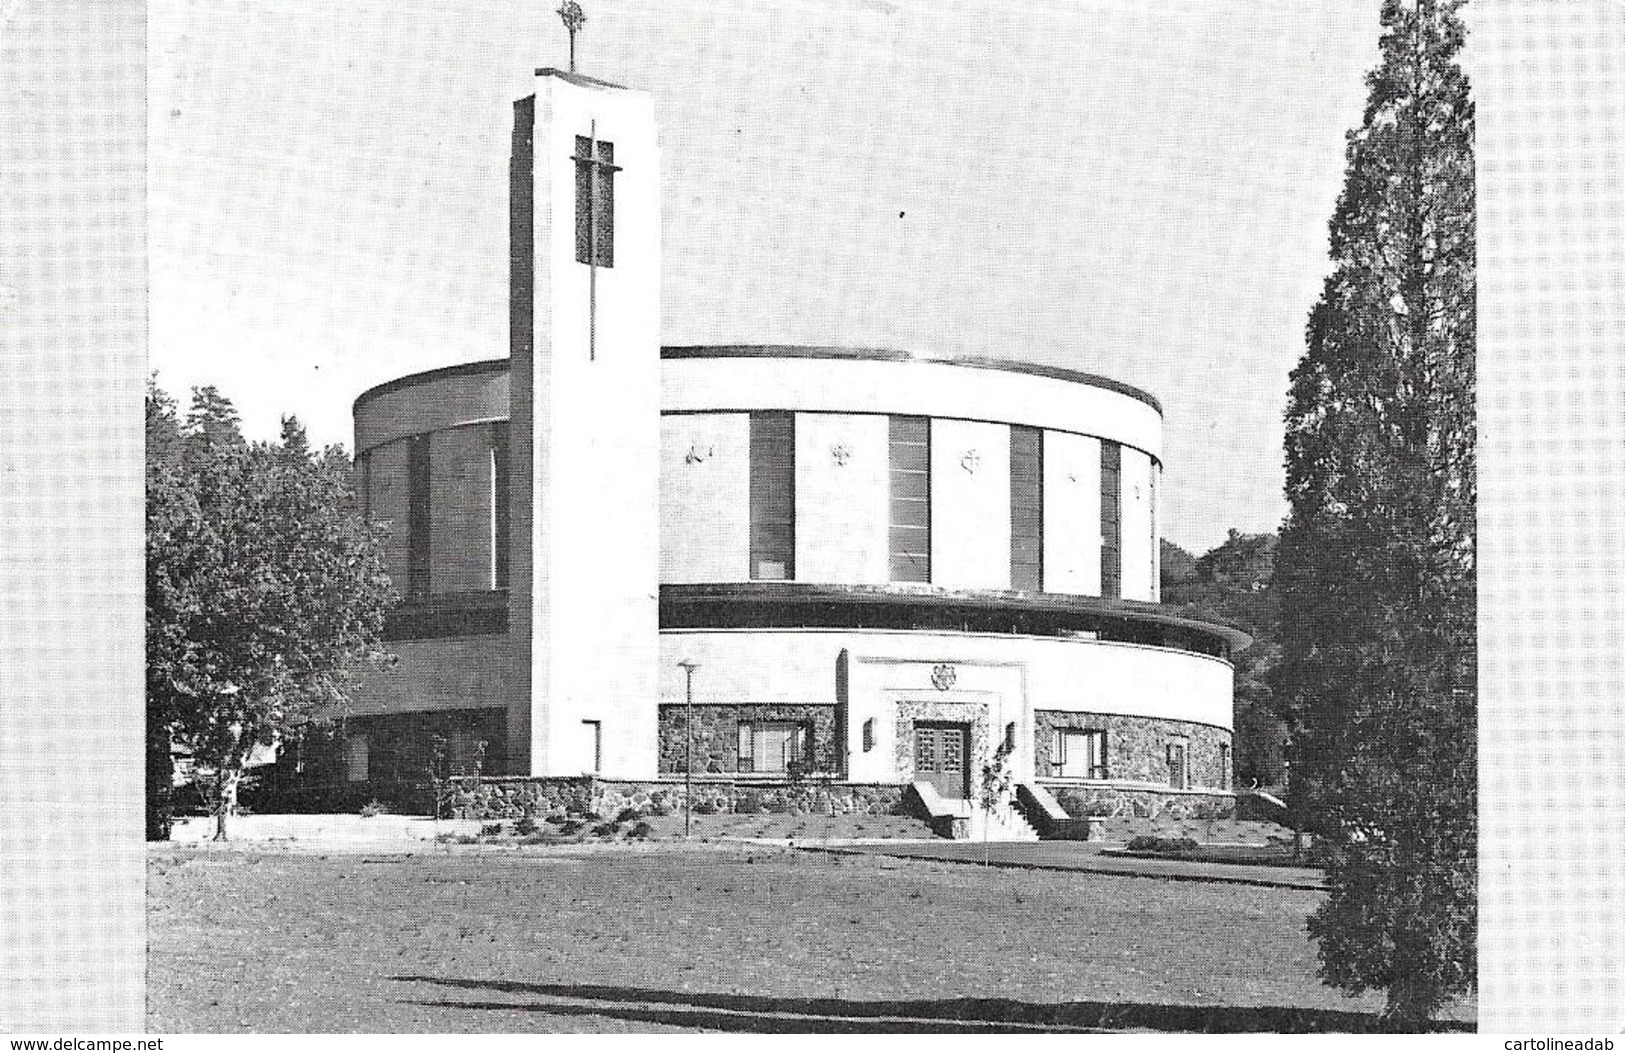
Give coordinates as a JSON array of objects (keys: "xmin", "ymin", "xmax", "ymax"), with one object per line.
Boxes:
[{"xmin": 391, "ymin": 975, "xmax": 1474, "ymax": 1033}]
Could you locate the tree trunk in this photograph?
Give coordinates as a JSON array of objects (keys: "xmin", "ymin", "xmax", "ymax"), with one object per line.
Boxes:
[
  {"xmin": 212, "ymin": 768, "xmax": 239, "ymax": 842},
  {"xmin": 1381, "ymin": 973, "xmax": 1438, "ymax": 1032}
]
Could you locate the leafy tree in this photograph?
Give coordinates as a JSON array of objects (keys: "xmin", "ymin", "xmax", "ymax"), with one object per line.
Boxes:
[
  {"xmin": 1273, "ymin": 0, "xmax": 1475, "ymax": 1027},
  {"xmin": 146, "ymin": 380, "xmax": 393, "ymax": 840},
  {"xmin": 1161, "ymin": 531, "xmax": 1285, "ymax": 785}
]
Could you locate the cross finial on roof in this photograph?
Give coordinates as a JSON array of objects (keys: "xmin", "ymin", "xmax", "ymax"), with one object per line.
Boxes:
[{"xmin": 557, "ymin": 1, "xmax": 586, "ymax": 73}]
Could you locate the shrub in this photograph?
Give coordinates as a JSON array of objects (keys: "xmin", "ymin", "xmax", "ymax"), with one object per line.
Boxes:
[
  {"xmin": 734, "ymin": 794, "xmax": 762, "ymax": 815},
  {"xmin": 1126, "ymin": 835, "xmax": 1199, "ymax": 855},
  {"xmin": 359, "ymin": 800, "xmax": 388, "ymax": 818},
  {"xmin": 614, "ymin": 807, "xmax": 642, "ymax": 823},
  {"xmin": 558, "ymin": 819, "xmax": 585, "ymax": 836},
  {"xmin": 481, "ymin": 822, "xmax": 505, "ymax": 837},
  {"xmin": 544, "ymin": 812, "xmax": 568, "ymax": 825},
  {"xmin": 693, "ymin": 799, "xmax": 719, "ymax": 815},
  {"xmin": 628, "ymin": 820, "xmax": 654, "ymax": 839},
  {"xmin": 763, "ymin": 797, "xmax": 792, "ymax": 815},
  {"xmin": 646, "ymin": 802, "xmax": 673, "ymax": 817},
  {"xmin": 514, "ymin": 815, "xmax": 538, "ymax": 836},
  {"xmin": 591, "ymin": 821, "xmax": 620, "ymax": 838}
]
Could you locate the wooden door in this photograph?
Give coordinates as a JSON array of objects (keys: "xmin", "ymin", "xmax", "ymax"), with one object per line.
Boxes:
[{"xmin": 914, "ymin": 722, "xmax": 970, "ymax": 799}]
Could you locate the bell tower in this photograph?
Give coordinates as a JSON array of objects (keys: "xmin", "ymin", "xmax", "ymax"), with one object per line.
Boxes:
[{"xmin": 507, "ymin": 66, "xmax": 661, "ymax": 777}]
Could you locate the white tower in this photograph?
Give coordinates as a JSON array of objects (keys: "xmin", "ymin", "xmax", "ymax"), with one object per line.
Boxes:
[{"xmin": 507, "ymin": 67, "xmax": 661, "ymax": 777}]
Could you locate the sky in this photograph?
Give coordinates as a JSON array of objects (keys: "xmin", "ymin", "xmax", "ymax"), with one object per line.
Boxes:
[{"xmin": 148, "ymin": 0, "xmax": 1383, "ymax": 553}]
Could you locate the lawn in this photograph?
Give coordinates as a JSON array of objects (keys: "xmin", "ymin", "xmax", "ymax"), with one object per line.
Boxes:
[{"xmin": 147, "ymin": 843, "xmax": 1473, "ymax": 1033}]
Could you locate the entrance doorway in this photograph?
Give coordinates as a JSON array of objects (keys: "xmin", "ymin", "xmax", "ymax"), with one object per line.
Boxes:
[{"xmin": 913, "ymin": 721, "xmax": 970, "ymax": 799}]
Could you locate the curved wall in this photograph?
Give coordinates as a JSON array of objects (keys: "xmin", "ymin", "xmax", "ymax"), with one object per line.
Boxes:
[
  {"xmin": 354, "ymin": 352, "xmax": 1167, "ymax": 611},
  {"xmin": 657, "ymin": 628, "xmax": 1232, "ymax": 788},
  {"xmin": 659, "ymin": 354, "xmax": 1163, "ymax": 602}
]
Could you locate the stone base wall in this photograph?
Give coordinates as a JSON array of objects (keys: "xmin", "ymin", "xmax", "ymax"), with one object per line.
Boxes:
[
  {"xmin": 657, "ymin": 703, "xmax": 841, "ymax": 776},
  {"xmin": 1041, "ymin": 782, "xmax": 1236, "ymax": 821},
  {"xmin": 448, "ymin": 776, "xmax": 904, "ymax": 821},
  {"xmin": 1033, "ymin": 709, "xmax": 1231, "ymax": 790}
]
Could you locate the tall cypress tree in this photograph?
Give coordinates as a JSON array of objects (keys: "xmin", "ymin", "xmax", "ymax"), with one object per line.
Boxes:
[{"xmin": 1274, "ymin": 0, "xmax": 1476, "ymax": 1028}]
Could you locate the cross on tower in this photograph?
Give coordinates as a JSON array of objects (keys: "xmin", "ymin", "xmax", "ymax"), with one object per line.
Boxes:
[{"xmin": 557, "ymin": 2, "xmax": 585, "ymax": 73}]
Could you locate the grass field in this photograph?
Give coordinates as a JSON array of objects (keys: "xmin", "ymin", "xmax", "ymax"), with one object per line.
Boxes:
[{"xmin": 147, "ymin": 843, "xmax": 1473, "ymax": 1033}]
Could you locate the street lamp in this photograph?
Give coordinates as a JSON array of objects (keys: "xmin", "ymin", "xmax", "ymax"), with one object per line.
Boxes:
[{"xmin": 676, "ymin": 659, "xmax": 699, "ymax": 839}]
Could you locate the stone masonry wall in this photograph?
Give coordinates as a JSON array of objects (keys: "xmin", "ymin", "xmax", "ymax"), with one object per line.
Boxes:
[
  {"xmin": 448, "ymin": 776, "xmax": 904, "ymax": 821},
  {"xmin": 1032, "ymin": 709, "xmax": 1231, "ymax": 789},
  {"xmin": 657, "ymin": 703, "xmax": 841, "ymax": 775}
]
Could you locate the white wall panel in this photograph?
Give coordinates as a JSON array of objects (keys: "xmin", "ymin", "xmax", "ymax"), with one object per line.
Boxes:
[
  {"xmin": 663, "ymin": 356, "xmax": 1163, "ymax": 460},
  {"xmin": 794, "ymin": 413, "xmax": 890, "ymax": 583},
  {"xmin": 930, "ymin": 419, "xmax": 1011, "ymax": 590},
  {"xmin": 659, "ymin": 413, "xmax": 750, "ymax": 583},
  {"xmin": 1119, "ymin": 447, "xmax": 1156, "ymax": 601},
  {"xmin": 1042, "ymin": 431, "xmax": 1101, "ymax": 596}
]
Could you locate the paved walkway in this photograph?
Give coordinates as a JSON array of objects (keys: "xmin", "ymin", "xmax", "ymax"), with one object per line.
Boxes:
[{"xmin": 802, "ymin": 840, "xmax": 1326, "ymax": 890}]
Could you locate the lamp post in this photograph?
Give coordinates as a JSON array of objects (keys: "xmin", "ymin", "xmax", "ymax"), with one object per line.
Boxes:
[{"xmin": 676, "ymin": 659, "xmax": 699, "ymax": 839}]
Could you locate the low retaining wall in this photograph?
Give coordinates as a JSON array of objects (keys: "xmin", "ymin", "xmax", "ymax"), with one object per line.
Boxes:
[
  {"xmin": 1042, "ymin": 782, "xmax": 1236, "ymax": 821},
  {"xmin": 446, "ymin": 776, "xmax": 907, "ymax": 821}
]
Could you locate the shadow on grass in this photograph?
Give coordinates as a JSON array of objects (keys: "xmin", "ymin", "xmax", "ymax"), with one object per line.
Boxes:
[{"xmin": 392, "ymin": 975, "xmax": 1472, "ymax": 1033}]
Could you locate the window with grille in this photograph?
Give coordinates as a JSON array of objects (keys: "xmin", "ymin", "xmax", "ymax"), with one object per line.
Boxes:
[
  {"xmin": 1167, "ymin": 741, "xmax": 1189, "ymax": 789},
  {"xmin": 1053, "ymin": 728, "xmax": 1107, "ymax": 779},
  {"xmin": 888, "ymin": 416, "xmax": 931, "ymax": 582},
  {"xmin": 491, "ymin": 421, "xmax": 510, "ymax": 590},
  {"xmin": 738, "ymin": 721, "xmax": 807, "ymax": 773}
]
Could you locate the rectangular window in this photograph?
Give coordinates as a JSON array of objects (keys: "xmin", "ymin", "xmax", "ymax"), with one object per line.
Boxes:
[
  {"xmin": 739, "ymin": 721, "xmax": 806, "ymax": 774},
  {"xmin": 1218, "ymin": 742, "xmax": 1231, "ymax": 791},
  {"xmin": 574, "ymin": 135, "xmax": 616, "ymax": 267},
  {"xmin": 1054, "ymin": 728, "xmax": 1108, "ymax": 780},
  {"xmin": 1010, "ymin": 425, "xmax": 1043, "ymax": 591},
  {"xmin": 1167, "ymin": 741, "xmax": 1188, "ymax": 789},
  {"xmin": 889, "ymin": 416, "xmax": 931, "ymax": 582},
  {"xmin": 490, "ymin": 421, "xmax": 510, "ymax": 590},
  {"xmin": 407, "ymin": 434, "xmax": 432, "ymax": 601},
  {"xmin": 749, "ymin": 412, "xmax": 795, "ymax": 580},
  {"xmin": 1100, "ymin": 440, "xmax": 1121, "ymax": 599},
  {"xmin": 345, "ymin": 734, "xmax": 370, "ymax": 783}
]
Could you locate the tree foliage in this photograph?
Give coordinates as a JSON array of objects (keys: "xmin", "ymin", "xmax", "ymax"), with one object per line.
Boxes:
[
  {"xmin": 1161, "ymin": 532, "xmax": 1285, "ymax": 785},
  {"xmin": 146, "ymin": 380, "xmax": 393, "ymax": 840},
  {"xmin": 1273, "ymin": 0, "xmax": 1476, "ymax": 1027}
]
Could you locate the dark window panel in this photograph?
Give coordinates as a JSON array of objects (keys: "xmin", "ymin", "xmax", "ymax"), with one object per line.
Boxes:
[
  {"xmin": 407, "ymin": 434, "xmax": 432, "ymax": 601},
  {"xmin": 491, "ymin": 421, "xmax": 510, "ymax": 590},
  {"xmin": 1100, "ymin": 439, "xmax": 1121, "ymax": 599},
  {"xmin": 1010, "ymin": 425, "xmax": 1043, "ymax": 592},
  {"xmin": 749, "ymin": 412, "xmax": 795, "ymax": 581},
  {"xmin": 889, "ymin": 416, "xmax": 931, "ymax": 583}
]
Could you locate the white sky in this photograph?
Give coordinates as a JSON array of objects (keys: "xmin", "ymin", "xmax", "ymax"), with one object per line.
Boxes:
[{"xmin": 148, "ymin": 0, "xmax": 1384, "ymax": 553}]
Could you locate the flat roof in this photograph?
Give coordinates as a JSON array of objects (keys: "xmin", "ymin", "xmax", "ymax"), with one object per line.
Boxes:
[
  {"xmin": 355, "ymin": 346, "xmax": 1162, "ymax": 415},
  {"xmin": 663, "ymin": 345, "xmax": 1162, "ymax": 414}
]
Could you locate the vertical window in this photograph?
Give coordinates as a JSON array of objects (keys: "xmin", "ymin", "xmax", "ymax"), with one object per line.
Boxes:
[
  {"xmin": 490, "ymin": 422, "xmax": 510, "ymax": 590},
  {"xmin": 1010, "ymin": 425, "xmax": 1043, "ymax": 591},
  {"xmin": 889, "ymin": 416, "xmax": 931, "ymax": 582},
  {"xmin": 581, "ymin": 720, "xmax": 602, "ymax": 774},
  {"xmin": 738, "ymin": 722, "xmax": 753, "ymax": 773},
  {"xmin": 749, "ymin": 413, "xmax": 795, "ymax": 580},
  {"xmin": 345, "ymin": 735, "xmax": 370, "ymax": 783},
  {"xmin": 1100, "ymin": 440, "xmax": 1121, "ymax": 599},
  {"xmin": 358, "ymin": 449, "xmax": 372, "ymax": 521},
  {"xmin": 1218, "ymin": 742, "xmax": 1232, "ymax": 791},
  {"xmin": 1054, "ymin": 729, "xmax": 1107, "ymax": 780},
  {"xmin": 862, "ymin": 718, "xmax": 875, "ymax": 753},
  {"xmin": 407, "ymin": 434, "xmax": 432, "ymax": 601},
  {"xmin": 1167, "ymin": 741, "xmax": 1188, "ymax": 789},
  {"xmin": 573, "ymin": 135, "xmax": 616, "ymax": 267}
]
